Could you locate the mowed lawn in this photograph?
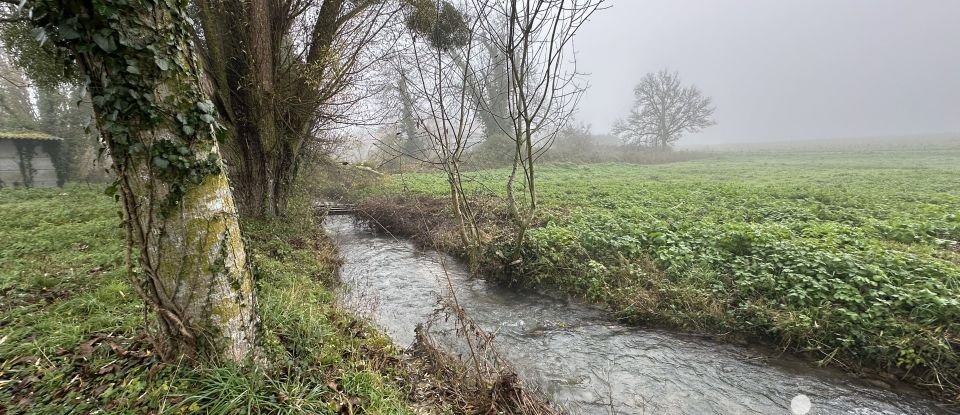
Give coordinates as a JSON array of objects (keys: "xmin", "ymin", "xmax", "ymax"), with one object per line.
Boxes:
[{"xmin": 375, "ymin": 144, "xmax": 960, "ymax": 398}]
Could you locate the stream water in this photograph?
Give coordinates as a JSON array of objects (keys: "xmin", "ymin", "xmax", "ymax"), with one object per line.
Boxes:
[{"xmin": 323, "ymin": 216, "xmax": 953, "ymax": 415}]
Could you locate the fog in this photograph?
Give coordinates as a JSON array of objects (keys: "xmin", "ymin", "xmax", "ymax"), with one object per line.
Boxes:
[{"xmin": 574, "ymin": 0, "xmax": 960, "ymax": 145}]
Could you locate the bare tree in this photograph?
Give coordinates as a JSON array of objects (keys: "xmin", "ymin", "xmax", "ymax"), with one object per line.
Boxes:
[
  {"xmin": 473, "ymin": 0, "xmax": 604, "ymax": 249},
  {"xmin": 389, "ymin": 2, "xmax": 509, "ymax": 170},
  {"xmin": 395, "ymin": 0, "xmax": 485, "ymax": 266},
  {"xmin": 612, "ymin": 69, "xmax": 715, "ymax": 150},
  {"xmin": 379, "ymin": 0, "xmax": 604, "ymax": 263}
]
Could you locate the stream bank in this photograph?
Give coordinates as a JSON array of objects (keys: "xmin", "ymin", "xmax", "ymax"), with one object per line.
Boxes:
[
  {"xmin": 353, "ymin": 192, "xmax": 960, "ymax": 405},
  {"xmin": 326, "ymin": 214, "xmax": 954, "ymax": 414}
]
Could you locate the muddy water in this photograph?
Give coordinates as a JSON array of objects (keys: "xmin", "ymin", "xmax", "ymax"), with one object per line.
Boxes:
[{"xmin": 324, "ymin": 216, "xmax": 953, "ymax": 415}]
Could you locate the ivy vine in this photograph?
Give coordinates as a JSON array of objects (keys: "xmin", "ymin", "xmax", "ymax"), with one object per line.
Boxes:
[
  {"xmin": 27, "ymin": 0, "xmax": 223, "ymax": 207},
  {"xmin": 13, "ymin": 140, "xmax": 37, "ymax": 188},
  {"xmin": 39, "ymin": 140, "xmax": 67, "ymax": 187}
]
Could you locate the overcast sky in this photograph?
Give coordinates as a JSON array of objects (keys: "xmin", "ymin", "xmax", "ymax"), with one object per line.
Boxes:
[{"xmin": 573, "ymin": 0, "xmax": 960, "ymax": 144}]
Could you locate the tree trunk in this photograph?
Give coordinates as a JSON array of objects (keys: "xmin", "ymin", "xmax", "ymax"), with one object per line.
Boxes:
[
  {"xmin": 506, "ymin": 145, "xmax": 521, "ymax": 222},
  {"xmin": 117, "ymin": 148, "xmax": 259, "ymax": 362},
  {"xmin": 247, "ymin": 0, "xmax": 280, "ymax": 217},
  {"xmin": 195, "ymin": 0, "xmax": 353, "ymax": 219},
  {"xmin": 229, "ymin": 127, "xmax": 272, "ymax": 217},
  {"xmin": 226, "ymin": 109, "xmax": 301, "ymax": 218},
  {"xmin": 29, "ymin": 0, "xmax": 260, "ymax": 363}
]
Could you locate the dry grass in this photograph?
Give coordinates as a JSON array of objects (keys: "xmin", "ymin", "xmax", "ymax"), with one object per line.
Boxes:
[
  {"xmin": 355, "ymin": 195, "xmax": 512, "ymax": 256},
  {"xmin": 407, "ymin": 300, "xmax": 562, "ymax": 415},
  {"xmin": 342, "ymin": 195, "xmax": 562, "ymax": 414}
]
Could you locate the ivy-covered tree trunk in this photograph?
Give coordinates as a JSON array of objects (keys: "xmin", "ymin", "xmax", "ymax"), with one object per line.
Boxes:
[{"xmin": 28, "ymin": 0, "xmax": 260, "ymax": 363}]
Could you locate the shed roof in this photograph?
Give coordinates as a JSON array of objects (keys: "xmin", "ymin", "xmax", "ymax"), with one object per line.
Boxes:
[{"xmin": 0, "ymin": 130, "xmax": 63, "ymax": 141}]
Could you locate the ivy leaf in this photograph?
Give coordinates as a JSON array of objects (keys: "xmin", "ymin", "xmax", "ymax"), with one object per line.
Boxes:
[
  {"xmin": 196, "ymin": 101, "xmax": 215, "ymax": 113},
  {"xmin": 182, "ymin": 125, "xmax": 195, "ymax": 136},
  {"xmin": 126, "ymin": 65, "xmax": 140, "ymax": 74},
  {"xmin": 59, "ymin": 26, "xmax": 81, "ymax": 40},
  {"xmin": 104, "ymin": 180, "xmax": 120, "ymax": 197},
  {"xmin": 93, "ymin": 33, "xmax": 117, "ymax": 53},
  {"xmin": 152, "ymin": 157, "xmax": 170, "ymax": 169},
  {"xmin": 155, "ymin": 57, "xmax": 170, "ymax": 71}
]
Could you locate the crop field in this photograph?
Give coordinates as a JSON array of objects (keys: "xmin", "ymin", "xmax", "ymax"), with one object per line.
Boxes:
[{"xmin": 371, "ymin": 141, "xmax": 960, "ymax": 398}]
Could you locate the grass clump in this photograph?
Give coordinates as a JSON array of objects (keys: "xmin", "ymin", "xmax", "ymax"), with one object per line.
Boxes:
[
  {"xmin": 0, "ymin": 185, "xmax": 423, "ymax": 414},
  {"xmin": 359, "ymin": 147, "xmax": 960, "ymax": 401}
]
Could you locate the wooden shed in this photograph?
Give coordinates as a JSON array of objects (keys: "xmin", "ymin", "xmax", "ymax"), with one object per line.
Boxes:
[{"xmin": 0, "ymin": 130, "xmax": 64, "ymax": 188}]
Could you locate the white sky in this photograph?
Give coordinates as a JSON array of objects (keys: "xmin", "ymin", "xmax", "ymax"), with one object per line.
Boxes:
[{"xmin": 573, "ymin": 0, "xmax": 960, "ymax": 144}]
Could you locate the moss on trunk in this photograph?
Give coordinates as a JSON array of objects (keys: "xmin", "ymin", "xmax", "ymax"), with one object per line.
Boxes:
[{"xmin": 26, "ymin": 0, "xmax": 260, "ymax": 363}]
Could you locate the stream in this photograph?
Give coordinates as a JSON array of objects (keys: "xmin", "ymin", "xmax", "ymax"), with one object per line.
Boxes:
[{"xmin": 323, "ymin": 216, "xmax": 953, "ymax": 415}]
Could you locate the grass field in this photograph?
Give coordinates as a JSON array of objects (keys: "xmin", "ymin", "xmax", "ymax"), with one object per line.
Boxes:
[
  {"xmin": 365, "ymin": 141, "xmax": 960, "ymax": 400},
  {"xmin": 0, "ymin": 186, "xmax": 423, "ymax": 414}
]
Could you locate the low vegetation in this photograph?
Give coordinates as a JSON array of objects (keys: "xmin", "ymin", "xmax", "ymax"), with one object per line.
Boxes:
[
  {"xmin": 0, "ymin": 185, "xmax": 438, "ymax": 414},
  {"xmin": 357, "ymin": 143, "xmax": 960, "ymax": 401}
]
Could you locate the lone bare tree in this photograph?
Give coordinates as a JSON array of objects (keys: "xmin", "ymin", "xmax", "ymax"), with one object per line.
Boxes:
[{"xmin": 613, "ymin": 70, "xmax": 715, "ymax": 149}]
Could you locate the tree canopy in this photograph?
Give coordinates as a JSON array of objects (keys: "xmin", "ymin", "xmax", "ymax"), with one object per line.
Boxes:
[{"xmin": 613, "ymin": 70, "xmax": 715, "ymax": 149}]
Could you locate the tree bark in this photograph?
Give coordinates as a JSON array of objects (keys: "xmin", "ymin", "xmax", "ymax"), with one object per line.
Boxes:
[
  {"xmin": 118, "ymin": 149, "xmax": 259, "ymax": 362},
  {"xmin": 28, "ymin": 0, "xmax": 260, "ymax": 363},
  {"xmin": 195, "ymin": 0, "xmax": 359, "ymax": 218}
]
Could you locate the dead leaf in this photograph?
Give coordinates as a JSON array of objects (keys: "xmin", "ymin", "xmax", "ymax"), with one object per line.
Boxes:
[
  {"xmin": 96, "ymin": 363, "xmax": 120, "ymax": 375},
  {"xmin": 75, "ymin": 334, "xmax": 108, "ymax": 360},
  {"xmin": 76, "ymin": 340, "xmax": 97, "ymax": 360},
  {"xmin": 326, "ymin": 381, "xmax": 340, "ymax": 392}
]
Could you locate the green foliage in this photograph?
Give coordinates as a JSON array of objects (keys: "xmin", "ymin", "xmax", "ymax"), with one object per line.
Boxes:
[
  {"xmin": 0, "ymin": 21, "xmax": 81, "ymax": 88},
  {"xmin": 26, "ymin": 0, "xmax": 223, "ymax": 207},
  {"xmin": 370, "ymin": 145, "xmax": 960, "ymax": 398},
  {"xmin": 0, "ymin": 186, "xmax": 419, "ymax": 414},
  {"xmin": 12, "ymin": 139, "xmax": 37, "ymax": 187}
]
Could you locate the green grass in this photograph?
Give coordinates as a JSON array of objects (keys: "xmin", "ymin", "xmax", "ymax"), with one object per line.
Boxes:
[
  {"xmin": 0, "ymin": 185, "xmax": 419, "ymax": 414},
  {"xmin": 368, "ymin": 144, "xmax": 960, "ymax": 400}
]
